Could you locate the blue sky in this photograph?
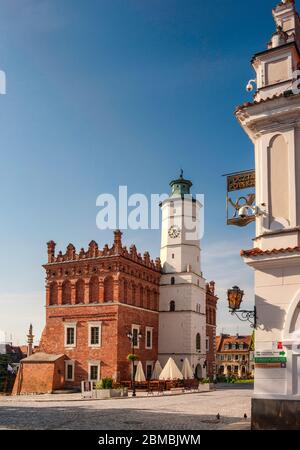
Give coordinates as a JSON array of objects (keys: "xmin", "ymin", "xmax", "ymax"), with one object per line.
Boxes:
[{"xmin": 0, "ymin": 0, "xmax": 281, "ymax": 343}]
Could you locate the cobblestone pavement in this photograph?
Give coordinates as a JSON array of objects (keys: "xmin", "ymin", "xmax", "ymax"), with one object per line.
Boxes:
[{"xmin": 0, "ymin": 388, "xmax": 252, "ymax": 430}]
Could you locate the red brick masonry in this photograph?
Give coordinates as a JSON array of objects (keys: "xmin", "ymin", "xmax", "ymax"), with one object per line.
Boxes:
[{"xmin": 40, "ymin": 230, "xmax": 160, "ymax": 387}]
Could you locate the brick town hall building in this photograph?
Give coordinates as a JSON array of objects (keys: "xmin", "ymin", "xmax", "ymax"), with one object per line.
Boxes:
[{"xmin": 13, "ymin": 174, "xmax": 218, "ymax": 394}]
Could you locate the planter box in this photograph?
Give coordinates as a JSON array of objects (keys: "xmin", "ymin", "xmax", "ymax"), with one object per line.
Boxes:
[
  {"xmin": 199, "ymin": 383, "xmax": 215, "ymax": 391},
  {"xmin": 92, "ymin": 388, "xmax": 128, "ymax": 399}
]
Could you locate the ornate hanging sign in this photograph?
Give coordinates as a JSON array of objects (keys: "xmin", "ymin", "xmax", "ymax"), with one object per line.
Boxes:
[{"xmin": 225, "ymin": 169, "xmax": 256, "ymax": 227}]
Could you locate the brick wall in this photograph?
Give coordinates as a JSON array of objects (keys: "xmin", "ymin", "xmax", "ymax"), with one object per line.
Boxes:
[
  {"xmin": 38, "ymin": 232, "xmax": 161, "ymax": 388},
  {"xmin": 117, "ymin": 304, "xmax": 159, "ymax": 380},
  {"xmin": 12, "ymin": 358, "xmax": 65, "ymax": 395},
  {"xmin": 206, "ymin": 282, "xmax": 218, "ymax": 379}
]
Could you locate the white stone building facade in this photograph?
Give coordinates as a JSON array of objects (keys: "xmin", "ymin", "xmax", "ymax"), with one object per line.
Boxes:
[{"xmin": 236, "ymin": 0, "xmax": 300, "ymax": 429}]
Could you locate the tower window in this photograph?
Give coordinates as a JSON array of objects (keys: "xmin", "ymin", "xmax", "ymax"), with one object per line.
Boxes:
[
  {"xmin": 196, "ymin": 333, "xmax": 201, "ymax": 351},
  {"xmin": 171, "ymin": 277, "xmax": 175, "ymax": 285},
  {"xmin": 170, "ymin": 301, "xmax": 175, "ymax": 312},
  {"xmin": 172, "ymin": 253, "xmax": 174, "ymax": 259}
]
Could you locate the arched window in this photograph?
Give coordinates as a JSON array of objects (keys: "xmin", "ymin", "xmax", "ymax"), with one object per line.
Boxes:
[
  {"xmin": 170, "ymin": 300, "xmax": 175, "ymax": 312},
  {"xmin": 49, "ymin": 282, "xmax": 58, "ymax": 305},
  {"xmin": 62, "ymin": 280, "xmax": 71, "ymax": 305},
  {"xmin": 75, "ymin": 279, "xmax": 85, "ymax": 304},
  {"xmin": 196, "ymin": 333, "xmax": 201, "ymax": 351},
  {"xmin": 89, "ymin": 276, "xmax": 99, "ymax": 303},
  {"xmin": 104, "ymin": 277, "xmax": 114, "ymax": 302},
  {"xmin": 171, "ymin": 277, "xmax": 175, "ymax": 285}
]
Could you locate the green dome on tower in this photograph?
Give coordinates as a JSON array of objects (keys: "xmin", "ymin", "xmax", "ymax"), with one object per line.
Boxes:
[{"xmin": 169, "ymin": 170, "xmax": 193, "ymax": 198}]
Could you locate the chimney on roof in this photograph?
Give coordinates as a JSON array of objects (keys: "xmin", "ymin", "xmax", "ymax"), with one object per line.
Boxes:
[
  {"xmin": 47, "ymin": 241, "xmax": 56, "ymax": 263},
  {"xmin": 113, "ymin": 229, "xmax": 123, "ymax": 254}
]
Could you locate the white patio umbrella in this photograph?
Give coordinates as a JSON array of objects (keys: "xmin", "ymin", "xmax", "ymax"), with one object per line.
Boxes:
[
  {"xmin": 159, "ymin": 357, "xmax": 183, "ymax": 380},
  {"xmin": 135, "ymin": 361, "xmax": 146, "ymax": 382},
  {"xmin": 151, "ymin": 360, "xmax": 163, "ymax": 380},
  {"xmin": 181, "ymin": 358, "xmax": 194, "ymax": 379}
]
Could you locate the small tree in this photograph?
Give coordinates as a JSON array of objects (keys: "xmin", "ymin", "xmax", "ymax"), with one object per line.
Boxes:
[{"xmin": 127, "ymin": 354, "xmax": 139, "ymax": 363}]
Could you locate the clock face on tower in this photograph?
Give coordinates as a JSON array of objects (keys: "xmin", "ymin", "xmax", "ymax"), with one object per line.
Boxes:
[{"xmin": 168, "ymin": 225, "xmax": 181, "ymax": 239}]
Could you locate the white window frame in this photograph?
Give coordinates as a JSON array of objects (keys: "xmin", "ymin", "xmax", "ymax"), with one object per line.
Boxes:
[
  {"xmin": 145, "ymin": 327, "xmax": 153, "ymax": 350},
  {"xmin": 88, "ymin": 361, "xmax": 101, "ymax": 382},
  {"xmin": 64, "ymin": 322, "xmax": 77, "ymax": 348},
  {"xmin": 131, "ymin": 324, "xmax": 141, "ymax": 349},
  {"xmin": 88, "ymin": 321, "xmax": 102, "ymax": 348},
  {"xmin": 65, "ymin": 360, "xmax": 75, "ymax": 381}
]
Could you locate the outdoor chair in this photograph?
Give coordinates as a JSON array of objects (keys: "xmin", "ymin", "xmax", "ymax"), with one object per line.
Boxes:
[
  {"xmin": 120, "ymin": 381, "xmax": 132, "ymax": 389},
  {"xmin": 81, "ymin": 380, "xmax": 93, "ymax": 398}
]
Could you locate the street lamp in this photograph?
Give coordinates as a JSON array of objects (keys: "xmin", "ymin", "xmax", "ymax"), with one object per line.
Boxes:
[
  {"xmin": 227, "ymin": 285, "xmax": 257, "ymax": 329},
  {"xmin": 127, "ymin": 330, "xmax": 142, "ymax": 397}
]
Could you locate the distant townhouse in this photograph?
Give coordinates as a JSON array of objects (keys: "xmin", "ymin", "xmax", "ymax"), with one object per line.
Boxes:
[{"xmin": 216, "ymin": 334, "xmax": 254, "ymax": 378}]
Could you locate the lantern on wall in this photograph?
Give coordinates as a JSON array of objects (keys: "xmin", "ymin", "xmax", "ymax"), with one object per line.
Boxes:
[
  {"xmin": 227, "ymin": 285, "xmax": 257, "ymax": 329},
  {"xmin": 227, "ymin": 286, "xmax": 244, "ymax": 311}
]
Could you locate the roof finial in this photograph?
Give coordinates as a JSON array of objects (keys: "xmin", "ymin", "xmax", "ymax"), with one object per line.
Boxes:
[{"xmin": 180, "ymin": 168, "xmax": 183, "ymax": 178}]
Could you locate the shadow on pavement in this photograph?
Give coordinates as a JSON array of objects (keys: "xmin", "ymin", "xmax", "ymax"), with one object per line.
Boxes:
[{"xmin": 0, "ymin": 404, "xmax": 250, "ymax": 430}]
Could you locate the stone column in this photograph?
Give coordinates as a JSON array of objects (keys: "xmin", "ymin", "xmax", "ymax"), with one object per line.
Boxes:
[
  {"xmin": 99, "ymin": 279, "xmax": 104, "ymax": 303},
  {"xmin": 113, "ymin": 276, "xmax": 120, "ymax": 302},
  {"xmin": 27, "ymin": 324, "xmax": 34, "ymax": 357},
  {"xmin": 84, "ymin": 280, "xmax": 90, "ymax": 304},
  {"xmin": 71, "ymin": 282, "xmax": 76, "ymax": 305},
  {"xmin": 57, "ymin": 283, "xmax": 63, "ymax": 305}
]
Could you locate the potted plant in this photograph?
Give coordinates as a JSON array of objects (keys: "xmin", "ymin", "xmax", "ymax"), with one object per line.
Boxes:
[
  {"xmin": 127, "ymin": 354, "xmax": 139, "ymax": 363},
  {"xmin": 93, "ymin": 377, "xmax": 128, "ymax": 399},
  {"xmin": 199, "ymin": 377, "xmax": 215, "ymax": 391}
]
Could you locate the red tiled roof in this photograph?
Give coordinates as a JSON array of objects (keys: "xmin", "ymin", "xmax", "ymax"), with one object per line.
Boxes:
[
  {"xmin": 235, "ymin": 93, "xmax": 285, "ymax": 113},
  {"xmin": 216, "ymin": 335, "xmax": 252, "ymax": 353},
  {"xmin": 241, "ymin": 246, "xmax": 300, "ymax": 257}
]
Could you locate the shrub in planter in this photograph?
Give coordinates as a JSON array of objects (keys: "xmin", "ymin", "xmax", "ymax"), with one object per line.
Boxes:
[
  {"xmin": 93, "ymin": 377, "xmax": 126, "ymax": 399},
  {"xmin": 96, "ymin": 377, "xmax": 114, "ymax": 390}
]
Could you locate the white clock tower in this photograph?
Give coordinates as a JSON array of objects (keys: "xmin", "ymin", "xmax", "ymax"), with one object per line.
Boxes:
[{"xmin": 158, "ymin": 172, "xmax": 207, "ymax": 377}]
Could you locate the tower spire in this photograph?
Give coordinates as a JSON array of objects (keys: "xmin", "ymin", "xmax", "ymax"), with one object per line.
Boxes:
[
  {"xmin": 27, "ymin": 324, "xmax": 34, "ymax": 357},
  {"xmin": 169, "ymin": 172, "xmax": 192, "ymax": 198}
]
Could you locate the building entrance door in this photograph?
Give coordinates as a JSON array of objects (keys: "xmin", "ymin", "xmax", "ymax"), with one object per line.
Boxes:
[{"xmin": 195, "ymin": 364, "xmax": 202, "ymax": 379}]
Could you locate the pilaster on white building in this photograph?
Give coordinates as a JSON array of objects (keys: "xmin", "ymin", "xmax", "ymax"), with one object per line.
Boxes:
[
  {"xmin": 158, "ymin": 172, "xmax": 207, "ymax": 378},
  {"xmin": 236, "ymin": 0, "xmax": 300, "ymax": 429}
]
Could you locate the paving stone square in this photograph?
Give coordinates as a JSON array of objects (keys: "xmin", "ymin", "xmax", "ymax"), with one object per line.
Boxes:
[{"xmin": 0, "ymin": 386, "xmax": 252, "ymax": 430}]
